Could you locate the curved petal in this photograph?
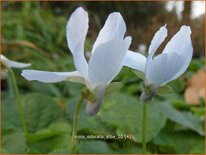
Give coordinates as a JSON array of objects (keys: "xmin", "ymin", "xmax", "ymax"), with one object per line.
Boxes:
[
  {"xmin": 147, "ymin": 25, "xmax": 168, "ymax": 62},
  {"xmin": 161, "ymin": 25, "xmax": 193, "ymax": 83},
  {"xmin": 162, "ymin": 26, "xmax": 192, "ymax": 56},
  {"xmin": 123, "ymin": 50, "xmax": 147, "ymax": 73},
  {"xmin": 168, "ymin": 53, "xmax": 192, "ymax": 83},
  {"xmin": 72, "ymin": 39, "xmax": 88, "ymax": 78},
  {"xmin": 1, "ymin": 54, "xmax": 31, "ymax": 68},
  {"xmin": 91, "ymin": 12, "xmax": 126, "ymax": 54},
  {"xmin": 66, "ymin": 7, "xmax": 88, "ymax": 53},
  {"xmin": 146, "ymin": 52, "xmax": 186, "ymax": 86},
  {"xmin": 88, "ymin": 37, "xmax": 131, "ymax": 89},
  {"xmin": 66, "ymin": 7, "xmax": 88, "ymax": 77},
  {"xmin": 21, "ymin": 70, "xmax": 84, "ymax": 84},
  {"xmin": 86, "ymin": 84, "xmax": 106, "ymax": 116}
]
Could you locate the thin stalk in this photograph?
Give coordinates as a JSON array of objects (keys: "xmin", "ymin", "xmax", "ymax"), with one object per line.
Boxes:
[
  {"xmin": 142, "ymin": 102, "xmax": 147, "ymax": 154},
  {"xmin": 71, "ymin": 95, "xmax": 84, "ymax": 154},
  {"xmin": 8, "ymin": 68, "xmax": 28, "ymax": 134}
]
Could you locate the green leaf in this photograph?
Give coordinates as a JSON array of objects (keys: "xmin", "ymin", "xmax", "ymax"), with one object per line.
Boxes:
[
  {"xmin": 99, "ymin": 93, "xmax": 167, "ymax": 143},
  {"xmin": 172, "ymin": 99, "xmax": 191, "ymax": 111},
  {"xmin": 27, "ymin": 122, "xmax": 71, "ymax": 143},
  {"xmin": 154, "ymin": 131, "xmax": 205, "ymax": 153},
  {"xmin": 78, "ymin": 113, "xmax": 114, "ymax": 135},
  {"xmin": 1, "ymin": 148, "xmax": 9, "ymax": 154},
  {"xmin": 131, "ymin": 70, "xmax": 145, "ymax": 80},
  {"xmin": 167, "ymin": 79, "xmax": 185, "ymax": 93},
  {"xmin": 27, "ymin": 129, "xmax": 55, "ymax": 143},
  {"xmin": 30, "ymin": 82, "xmax": 62, "ymax": 97},
  {"xmin": 1, "ymin": 94, "xmax": 21, "ymax": 132},
  {"xmin": 22, "ymin": 93, "xmax": 65, "ymax": 133},
  {"xmin": 188, "ymin": 58, "xmax": 205, "ymax": 72},
  {"xmin": 157, "ymin": 102, "xmax": 205, "ymax": 135},
  {"xmin": 28, "ymin": 133, "xmax": 71, "ymax": 154},
  {"xmin": 157, "ymin": 85, "xmax": 174, "ymax": 95},
  {"xmin": 67, "ymin": 97, "xmax": 114, "ymax": 135},
  {"xmin": 78, "ymin": 141, "xmax": 112, "ymax": 154},
  {"xmin": 2, "ymin": 131, "xmax": 28, "ymax": 153},
  {"xmin": 114, "ymin": 147, "xmax": 144, "ymax": 154},
  {"xmin": 105, "ymin": 82, "xmax": 123, "ymax": 96},
  {"xmin": 190, "ymin": 107, "xmax": 205, "ymax": 116},
  {"xmin": 49, "ymin": 149, "xmax": 71, "ymax": 154}
]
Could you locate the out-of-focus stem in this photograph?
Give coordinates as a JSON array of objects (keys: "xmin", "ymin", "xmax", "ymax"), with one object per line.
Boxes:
[
  {"xmin": 71, "ymin": 95, "xmax": 84, "ymax": 154},
  {"xmin": 8, "ymin": 68, "xmax": 27, "ymax": 134},
  {"xmin": 142, "ymin": 102, "xmax": 147, "ymax": 154}
]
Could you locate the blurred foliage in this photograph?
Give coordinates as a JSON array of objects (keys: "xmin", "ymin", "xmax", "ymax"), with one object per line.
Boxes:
[{"xmin": 1, "ymin": 1, "xmax": 205, "ymax": 154}]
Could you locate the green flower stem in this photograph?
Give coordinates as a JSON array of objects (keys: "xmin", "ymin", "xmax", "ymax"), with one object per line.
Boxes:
[
  {"xmin": 71, "ymin": 95, "xmax": 84, "ymax": 154},
  {"xmin": 142, "ymin": 102, "xmax": 147, "ymax": 154},
  {"xmin": 8, "ymin": 68, "xmax": 27, "ymax": 134}
]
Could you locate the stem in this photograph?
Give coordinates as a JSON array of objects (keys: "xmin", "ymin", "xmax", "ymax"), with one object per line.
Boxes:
[
  {"xmin": 71, "ymin": 95, "xmax": 84, "ymax": 154},
  {"xmin": 8, "ymin": 68, "xmax": 27, "ymax": 134},
  {"xmin": 142, "ymin": 102, "xmax": 147, "ymax": 154}
]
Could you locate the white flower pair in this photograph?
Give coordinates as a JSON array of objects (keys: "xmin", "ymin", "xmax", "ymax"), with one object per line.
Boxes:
[{"xmin": 5, "ymin": 7, "xmax": 192, "ymax": 115}]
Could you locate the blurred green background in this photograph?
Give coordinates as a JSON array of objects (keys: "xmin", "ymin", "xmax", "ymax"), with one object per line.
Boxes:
[{"xmin": 1, "ymin": 1, "xmax": 205, "ymax": 154}]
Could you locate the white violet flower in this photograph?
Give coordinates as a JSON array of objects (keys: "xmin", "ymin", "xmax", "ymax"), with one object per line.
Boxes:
[
  {"xmin": 124, "ymin": 25, "xmax": 193, "ymax": 100},
  {"xmin": 21, "ymin": 7, "xmax": 131, "ymax": 115},
  {"xmin": 1, "ymin": 54, "xmax": 31, "ymax": 68}
]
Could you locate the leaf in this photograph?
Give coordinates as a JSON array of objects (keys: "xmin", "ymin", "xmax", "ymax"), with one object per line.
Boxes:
[
  {"xmin": 190, "ymin": 107, "xmax": 205, "ymax": 116},
  {"xmin": 99, "ymin": 93, "xmax": 167, "ymax": 143},
  {"xmin": 157, "ymin": 102, "xmax": 205, "ymax": 135},
  {"xmin": 63, "ymin": 82, "xmax": 82, "ymax": 96},
  {"xmin": 2, "ymin": 131, "xmax": 28, "ymax": 153},
  {"xmin": 78, "ymin": 141, "xmax": 112, "ymax": 154},
  {"xmin": 2, "ymin": 93, "xmax": 71, "ymax": 153},
  {"xmin": 22, "ymin": 93, "xmax": 65, "ymax": 133},
  {"xmin": 114, "ymin": 147, "xmax": 144, "ymax": 154},
  {"xmin": 188, "ymin": 58, "xmax": 204, "ymax": 72},
  {"xmin": 157, "ymin": 85, "xmax": 174, "ymax": 95},
  {"xmin": 171, "ymin": 99, "xmax": 191, "ymax": 111},
  {"xmin": 49, "ymin": 149, "xmax": 71, "ymax": 154},
  {"xmin": 28, "ymin": 133, "xmax": 71, "ymax": 154},
  {"xmin": 27, "ymin": 122, "xmax": 71, "ymax": 143},
  {"xmin": 105, "ymin": 82, "xmax": 123, "ymax": 96},
  {"xmin": 168, "ymin": 79, "xmax": 185, "ymax": 93},
  {"xmin": 1, "ymin": 94, "xmax": 21, "ymax": 132},
  {"xmin": 27, "ymin": 129, "xmax": 55, "ymax": 143},
  {"xmin": 131, "ymin": 70, "xmax": 145, "ymax": 80},
  {"xmin": 67, "ymin": 97, "xmax": 114, "ymax": 135},
  {"xmin": 1, "ymin": 148, "xmax": 9, "ymax": 154},
  {"xmin": 30, "ymin": 82, "xmax": 62, "ymax": 97},
  {"xmin": 153, "ymin": 131, "xmax": 205, "ymax": 153}
]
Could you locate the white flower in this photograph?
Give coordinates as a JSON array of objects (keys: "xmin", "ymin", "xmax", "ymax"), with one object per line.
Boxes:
[
  {"xmin": 21, "ymin": 7, "xmax": 131, "ymax": 115},
  {"xmin": 1, "ymin": 54, "xmax": 31, "ymax": 68},
  {"xmin": 124, "ymin": 25, "xmax": 193, "ymax": 99}
]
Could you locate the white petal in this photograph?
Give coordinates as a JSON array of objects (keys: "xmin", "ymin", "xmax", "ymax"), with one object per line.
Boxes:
[
  {"xmin": 146, "ymin": 52, "xmax": 186, "ymax": 86},
  {"xmin": 66, "ymin": 7, "xmax": 88, "ymax": 77},
  {"xmin": 147, "ymin": 25, "xmax": 168, "ymax": 62},
  {"xmin": 1, "ymin": 54, "xmax": 31, "ymax": 68},
  {"xmin": 123, "ymin": 50, "xmax": 147, "ymax": 73},
  {"xmin": 168, "ymin": 53, "xmax": 192, "ymax": 83},
  {"xmin": 163, "ymin": 25, "xmax": 192, "ymax": 56},
  {"xmin": 72, "ymin": 39, "xmax": 88, "ymax": 78},
  {"xmin": 21, "ymin": 70, "xmax": 84, "ymax": 83},
  {"xmin": 88, "ymin": 37, "xmax": 131, "ymax": 89},
  {"xmin": 91, "ymin": 12, "xmax": 126, "ymax": 54},
  {"xmin": 66, "ymin": 7, "xmax": 88, "ymax": 54},
  {"xmin": 161, "ymin": 25, "xmax": 193, "ymax": 82},
  {"xmin": 86, "ymin": 84, "xmax": 106, "ymax": 116}
]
